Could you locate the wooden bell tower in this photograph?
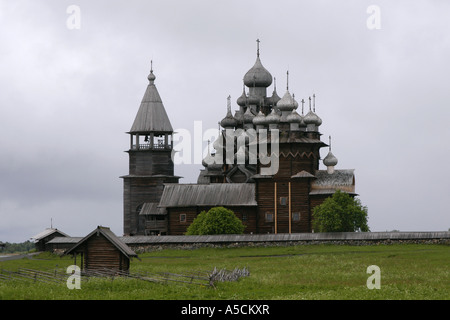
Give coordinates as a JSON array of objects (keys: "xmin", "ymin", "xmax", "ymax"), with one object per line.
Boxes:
[{"xmin": 121, "ymin": 63, "xmax": 179, "ymax": 235}]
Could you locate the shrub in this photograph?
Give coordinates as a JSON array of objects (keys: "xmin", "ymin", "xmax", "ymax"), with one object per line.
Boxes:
[
  {"xmin": 312, "ymin": 190, "xmax": 369, "ymax": 232},
  {"xmin": 186, "ymin": 207, "xmax": 245, "ymax": 235}
]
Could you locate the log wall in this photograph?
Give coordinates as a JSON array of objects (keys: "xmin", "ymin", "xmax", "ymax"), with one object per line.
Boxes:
[{"xmin": 82, "ymin": 234, "xmax": 130, "ymax": 272}]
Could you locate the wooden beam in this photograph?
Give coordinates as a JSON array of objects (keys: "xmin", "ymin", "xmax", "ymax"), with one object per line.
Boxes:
[
  {"xmin": 289, "ymin": 182, "xmax": 291, "ymax": 234},
  {"xmin": 274, "ymin": 182, "xmax": 277, "ymax": 234}
]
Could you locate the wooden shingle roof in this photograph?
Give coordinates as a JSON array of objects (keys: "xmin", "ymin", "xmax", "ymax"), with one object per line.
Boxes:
[
  {"xmin": 129, "ymin": 71, "xmax": 173, "ymax": 134},
  {"xmin": 65, "ymin": 226, "xmax": 137, "ymax": 258},
  {"xmin": 310, "ymin": 169, "xmax": 356, "ymax": 195},
  {"xmin": 31, "ymin": 228, "xmax": 69, "ymax": 241},
  {"xmin": 159, "ymin": 183, "xmax": 257, "ymax": 208}
]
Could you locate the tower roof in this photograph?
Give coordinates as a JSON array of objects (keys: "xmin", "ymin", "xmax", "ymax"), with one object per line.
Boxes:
[{"xmin": 129, "ymin": 64, "xmax": 173, "ymax": 134}]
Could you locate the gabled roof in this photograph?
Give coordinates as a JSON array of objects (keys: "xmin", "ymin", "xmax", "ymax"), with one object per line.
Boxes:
[
  {"xmin": 129, "ymin": 70, "xmax": 173, "ymax": 134},
  {"xmin": 65, "ymin": 226, "xmax": 137, "ymax": 258},
  {"xmin": 159, "ymin": 183, "xmax": 257, "ymax": 207},
  {"xmin": 31, "ymin": 228, "xmax": 69, "ymax": 242}
]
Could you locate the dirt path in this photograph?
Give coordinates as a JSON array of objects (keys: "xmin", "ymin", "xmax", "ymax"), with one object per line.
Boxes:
[{"xmin": 0, "ymin": 252, "xmax": 40, "ymax": 262}]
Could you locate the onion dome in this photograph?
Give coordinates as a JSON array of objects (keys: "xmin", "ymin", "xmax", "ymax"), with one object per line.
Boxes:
[
  {"xmin": 220, "ymin": 95, "xmax": 237, "ymax": 128},
  {"xmin": 252, "ymin": 110, "xmax": 267, "ymax": 126},
  {"xmin": 303, "ymin": 96, "xmax": 322, "ymax": 126},
  {"xmin": 243, "ymin": 40, "xmax": 273, "ymax": 88},
  {"xmin": 270, "ymin": 90, "xmax": 281, "ymax": 106},
  {"xmin": 265, "ymin": 108, "xmax": 280, "ymax": 124},
  {"xmin": 323, "ymin": 136, "xmax": 338, "ymax": 167},
  {"xmin": 243, "ymin": 107, "xmax": 255, "ymax": 124},
  {"xmin": 323, "ymin": 151, "xmax": 338, "ymax": 167},
  {"xmin": 243, "ymin": 57, "xmax": 273, "ymax": 88},
  {"xmin": 202, "ymin": 153, "xmax": 215, "ymax": 167},
  {"xmin": 286, "ymin": 109, "xmax": 303, "ymax": 123},
  {"xmin": 220, "ymin": 111, "xmax": 237, "ymax": 128},
  {"xmin": 303, "ymin": 110, "xmax": 322, "ymax": 126},
  {"xmin": 269, "ymin": 77, "xmax": 281, "ymax": 105},
  {"xmin": 147, "ymin": 70, "xmax": 156, "ymax": 83},
  {"xmin": 276, "ymin": 90, "xmax": 296, "ymax": 112},
  {"xmin": 237, "ymin": 83, "xmax": 248, "ymax": 107}
]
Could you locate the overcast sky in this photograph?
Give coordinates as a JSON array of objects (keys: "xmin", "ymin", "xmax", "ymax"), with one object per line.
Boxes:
[{"xmin": 1, "ymin": 0, "xmax": 449, "ymax": 243}]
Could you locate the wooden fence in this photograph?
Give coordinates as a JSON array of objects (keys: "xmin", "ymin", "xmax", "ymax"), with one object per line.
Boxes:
[{"xmin": 0, "ymin": 266, "xmax": 249, "ymax": 288}]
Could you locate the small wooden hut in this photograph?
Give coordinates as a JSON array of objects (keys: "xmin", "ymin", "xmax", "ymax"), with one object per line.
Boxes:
[{"xmin": 65, "ymin": 226, "xmax": 137, "ymax": 273}]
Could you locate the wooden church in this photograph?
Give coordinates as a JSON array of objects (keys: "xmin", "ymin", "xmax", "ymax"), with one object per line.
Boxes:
[{"xmin": 120, "ymin": 41, "xmax": 356, "ymax": 236}]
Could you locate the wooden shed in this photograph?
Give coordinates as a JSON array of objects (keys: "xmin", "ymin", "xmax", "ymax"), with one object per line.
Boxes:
[{"xmin": 65, "ymin": 226, "xmax": 138, "ymax": 273}]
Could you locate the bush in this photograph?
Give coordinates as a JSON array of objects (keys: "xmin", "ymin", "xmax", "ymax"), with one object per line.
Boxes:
[
  {"xmin": 312, "ymin": 190, "xmax": 369, "ymax": 232},
  {"xmin": 186, "ymin": 207, "xmax": 245, "ymax": 235}
]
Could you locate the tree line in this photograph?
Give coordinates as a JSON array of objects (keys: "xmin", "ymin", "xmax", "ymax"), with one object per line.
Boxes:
[{"xmin": 0, "ymin": 240, "xmax": 35, "ymax": 253}]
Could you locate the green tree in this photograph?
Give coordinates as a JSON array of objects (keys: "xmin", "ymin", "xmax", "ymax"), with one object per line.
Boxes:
[
  {"xmin": 186, "ymin": 207, "xmax": 245, "ymax": 235},
  {"xmin": 312, "ymin": 190, "xmax": 369, "ymax": 232}
]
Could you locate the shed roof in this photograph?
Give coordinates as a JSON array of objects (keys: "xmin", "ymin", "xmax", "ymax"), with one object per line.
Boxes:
[
  {"xmin": 159, "ymin": 183, "xmax": 257, "ymax": 207},
  {"xmin": 65, "ymin": 226, "xmax": 137, "ymax": 258},
  {"xmin": 139, "ymin": 202, "xmax": 166, "ymax": 215}
]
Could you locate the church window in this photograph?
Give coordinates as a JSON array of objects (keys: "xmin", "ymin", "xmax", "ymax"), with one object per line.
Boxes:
[
  {"xmin": 179, "ymin": 214, "xmax": 186, "ymax": 223},
  {"xmin": 265, "ymin": 212, "xmax": 274, "ymax": 222}
]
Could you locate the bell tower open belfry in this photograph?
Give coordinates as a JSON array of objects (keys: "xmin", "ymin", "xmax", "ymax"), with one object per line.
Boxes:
[{"xmin": 121, "ymin": 62, "xmax": 180, "ymax": 236}]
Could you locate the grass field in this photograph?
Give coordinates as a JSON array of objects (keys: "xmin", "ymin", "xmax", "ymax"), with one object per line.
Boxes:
[{"xmin": 0, "ymin": 243, "xmax": 448, "ymax": 300}]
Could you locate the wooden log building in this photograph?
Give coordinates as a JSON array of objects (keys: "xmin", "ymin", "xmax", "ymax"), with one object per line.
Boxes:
[
  {"xmin": 65, "ymin": 226, "xmax": 137, "ymax": 273},
  {"xmin": 120, "ymin": 41, "xmax": 357, "ymax": 236},
  {"xmin": 31, "ymin": 228, "xmax": 69, "ymax": 252}
]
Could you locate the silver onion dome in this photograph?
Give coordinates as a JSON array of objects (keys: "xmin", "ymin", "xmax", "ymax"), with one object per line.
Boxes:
[
  {"xmin": 303, "ymin": 110, "xmax": 322, "ymax": 126},
  {"xmin": 286, "ymin": 109, "xmax": 303, "ymax": 123},
  {"xmin": 252, "ymin": 110, "xmax": 267, "ymax": 126},
  {"xmin": 236, "ymin": 84, "xmax": 248, "ymax": 107},
  {"xmin": 220, "ymin": 112, "xmax": 237, "ymax": 128},
  {"xmin": 220, "ymin": 95, "xmax": 238, "ymax": 128},
  {"xmin": 276, "ymin": 90, "xmax": 296, "ymax": 112},
  {"xmin": 265, "ymin": 108, "xmax": 280, "ymax": 124},
  {"xmin": 323, "ymin": 151, "xmax": 338, "ymax": 167},
  {"xmin": 243, "ymin": 56, "xmax": 273, "ymax": 88}
]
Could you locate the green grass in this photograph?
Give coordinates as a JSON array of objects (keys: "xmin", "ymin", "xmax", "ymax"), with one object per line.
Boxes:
[{"xmin": 0, "ymin": 244, "xmax": 448, "ymax": 300}]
